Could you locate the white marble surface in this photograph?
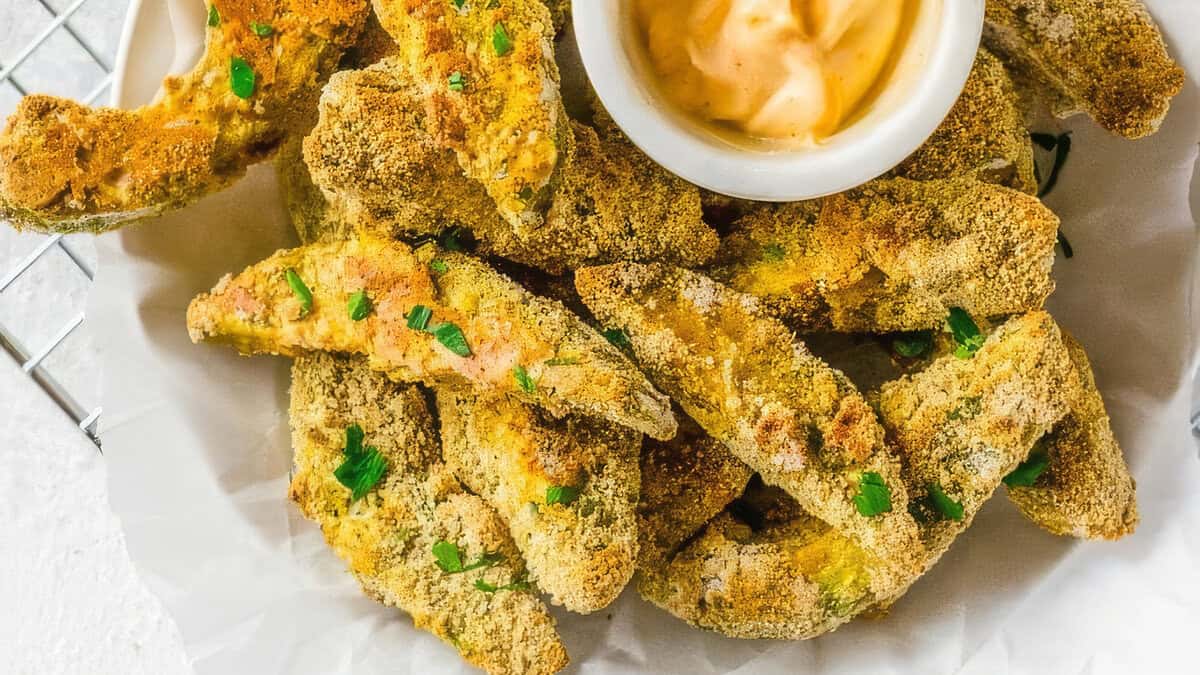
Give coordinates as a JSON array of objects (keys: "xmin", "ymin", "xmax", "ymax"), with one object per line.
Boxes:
[{"xmin": 1, "ymin": 1, "xmax": 192, "ymax": 672}]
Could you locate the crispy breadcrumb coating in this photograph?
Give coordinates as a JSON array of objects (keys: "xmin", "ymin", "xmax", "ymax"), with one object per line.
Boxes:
[
  {"xmin": 302, "ymin": 58, "xmax": 715, "ymax": 273},
  {"xmin": 641, "ymin": 313, "xmax": 1076, "ymax": 639},
  {"xmin": 710, "ymin": 177, "xmax": 1059, "ymax": 332},
  {"xmin": 0, "ymin": 0, "xmax": 368, "ymax": 233},
  {"xmin": 373, "ymin": 0, "xmax": 566, "ymax": 232},
  {"xmin": 187, "ymin": 237, "xmax": 675, "ymax": 439},
  {"xmin": 576, "ymin": 263, "xmax": 923, "ymax": 571},
  {"xmin": 893, "ymin": 49, "xmax": 1037, "ymax": 194},
  {"xmin": 288, "ymin": 353, "xmax": 568, "ymax": 675},
  {"xmin": 437, "ymin": 389, "xmax": 640, "ymax": 613},
  {"xmin": 637, "ymin": 412, "xmax": 753, "ymax": 568},
  {"xmin": 1007, "ymin": 333, "xmax": 1139, "ymax": 540},
  {"xmin": 984, "ymin": 0, "xmax": 1185, "ymax": 139}
]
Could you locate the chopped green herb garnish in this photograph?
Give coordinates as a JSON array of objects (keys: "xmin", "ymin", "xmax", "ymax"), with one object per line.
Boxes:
[
  {"xmin": 229, "ymin": 56, "xmax": 256, "ymax": 99},
  {"xmin": 927, "ymin": 483, "xmax": 964, "ymax": 521},
  {"xmin": 1004, "ymin": 449, "xmax": 1050, "ymax": 487},
  {"xmin": 513, "ymin": 365, "xmax": 536, "ymax": 394},
  {"xmin": 545, "ymin": 356, "xmax": 579, "ymax": 366},
  {"xmin": 432, "ymin": 540, "xmax": 501, "ymax": 574},
  {"xmin": 433, "ymin": 322, "xmax": 472, "ymax": 357},
  {"xmin": 451, "ymin": 0, "xmax": 466, "ymax": 9},
  {"xmin": 475, "ymin": 577, "xmax": 531, "ymax": 594},
  {"xmin": 762, "ymin": 243, "xmax": 786, "ymax": 261},
  {"xmin": 852, "ymin": 472, "xmax": 892, "ymax": 517},
  {"xmin": 207, "ymin": 4, "xmax": 220, "ymax": 27},
  {"xmin": 439, "ymin": 226, "xmax": 476, "ymax": 252},
  {"xmin": 333, "ymin": 425, "xmax": 388, "ymax": 502},
  {"xmin": 492, "ymin": 22, "xmax": 513, "ymax": 56},
  {"xmin": 285, "ymin": 268, "xmax": 312, "ymax": 317},
  {"xmin": 546, "ymin": 485, "xmax": 582, "ymax": 506},
  {"xmin": 347, "ymin": 290, "xmax": 372, "ymax": 321},
  {"xmin": 406, "ymin": 305, "xmax": 432, "ymax": 331},
  {"xmin": 448, "ymin": 71, "xmax": 466, "ymax": 92},
  {"xmin": 602, "ymin": 328, "xmax": 632, "ymax": 351},
  {"xmin": 430, "ymin": 259, "xmax": 449, "ymax": 274},
  {"xmin": 892, "ymin": 330, "xmax": 933, "ymax": 359},
  {"xmin": 946, "ymin": 307, "xmax": 985, "ymax": 359},
  {"xmin": 249, "ymin": 21, "xmax": 274, "ymax": 37}
]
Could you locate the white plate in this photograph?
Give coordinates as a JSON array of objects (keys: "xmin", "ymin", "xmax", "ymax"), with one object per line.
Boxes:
[{"xmin": 92, "ymin": 2, "xmax": 1200, "ymax": 674}]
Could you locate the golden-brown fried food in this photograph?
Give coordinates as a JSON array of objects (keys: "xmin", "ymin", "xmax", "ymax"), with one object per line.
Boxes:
[
  {"xmin": 1006, "ymin": 332, "xmax": 1139, "ymax": 540},
  {"xmin": 709, "ymin": 177, "xmax": 1059, "ymax": 332},
  {"xmin": 983, "ymin": 0, "xmax": 1185, "ymax": 139},
  {"xmin": 576, "ymin": 263, "xmax": 923, "ymax": 571},
  {"xmin": 893, "ymin": 48, "xmax": 1036, "ymax": 194},
  {"xmin": 637, "ymin": 412, "xmax": 753, "ymax": 568},
  {"xmin": 0, "ymin": 0, "xmax": 368, "ymax": 233},
  {"xmin": 373, "ymin": 0, "xmax": 567, "ymax": 232},
  {"xmin": 437, "ymin": 389, "xmax": 640, "ymax": 613},
  {"xmin": 303, "ymin": 59, "xmax": 715, "ymax": 273},
  {"xmin": 641, "ymin": 312, "xmax": 1076, "ymax": 639},
  {"xmin": 289, "ymin": 353, "xmax": 568, "ymax": 675},
  {"xmin": 187, "ymin": 237, "xmax": 676, "ymax": 439}
]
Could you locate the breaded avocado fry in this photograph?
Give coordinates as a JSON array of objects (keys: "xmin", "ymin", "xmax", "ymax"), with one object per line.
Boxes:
[
  {"xmin": 1006, "ymin": 333, "xmax": 1139, "ymax": 540},
  {"xmin": 709, "ymin": 177, "xmax": 1059, "ymax": 332},
  {"xmin": 983, "ymin": 0, "xmax": 1185, "ymax": 139},
  {"xmin": 0, "ymin": 0, "xmax": 369, "ymax": 233},
  {"xmin": 576, "ymin": 263, "xmax": 923, "ymax": 571},
  {"xmin": 893, "ymin": 48, "xmax": 1037, "ymax": 194},
  {"xmin": 187, "ymin": 237, "xmax": 675, "ymax": 439},
  {"xmin": 437, "ymin": 389, "xmax": 640, "ymax": 613},
  {"xmin": 289, "ymin": 354, "xmax": 568, "ymax": 675}
]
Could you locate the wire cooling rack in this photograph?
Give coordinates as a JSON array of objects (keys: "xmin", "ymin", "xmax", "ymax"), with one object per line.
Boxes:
[{"xmin": 0, "ymin": 0, "xmax": 128, "ymax": 447}]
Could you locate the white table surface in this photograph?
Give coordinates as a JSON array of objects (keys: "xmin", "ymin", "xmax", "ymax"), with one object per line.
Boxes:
[{"xmin": 1, "ymin": 0, "xmax": 191, "ymax": 672}]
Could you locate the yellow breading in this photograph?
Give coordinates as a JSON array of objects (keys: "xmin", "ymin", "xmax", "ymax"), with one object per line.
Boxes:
[
  {"xmin": 302, "ymin": 58, "xmax": 716, "ymax": 273},
  {"xmin": 1007, "ymin": 333, "xmax": 1139, "ymax": 540},
  {"xmin": 893, "ymin": 49, "xmax": 1037, "ymax": 194},
  {"xmin": 641, "ymin": 313, "xmax": 1077, "ymax": 639},
  {"xmin": 288, "ymin": 353, "xmax": 568, "ymax": 675},
  {"xmin": 637, "ymin": 412, "xmax": 754, "ymax": 568},
  {"xmin": 187, "ymin": 237, "xmax": 676, "ymax": 439},
  {"xmin": 0, "ymin": 0, "xmax": 368, "ymax": 233},
  {"xmin": 437, "ymin": 389, "xmax": 640, "ymax": 613},
  {"xmin": 709, "ymin": 177, "xmax": 1059, "ymax": 332},
  {"xmin": 373, "ymin": 0, "xmax": 567, "ymax": 232},
  {"xmin": 984, "ymin": 0, "xmax": 1185, "ymax": 139},
  {"xmin": 575, "ymin": 263, "xmax": 923, "ymax": 572}
]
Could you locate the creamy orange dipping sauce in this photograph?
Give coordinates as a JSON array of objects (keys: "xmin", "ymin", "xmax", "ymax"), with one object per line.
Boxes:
[{"xmin": 633, "ymin": 0, "xmax": 911, "ymax": 144}]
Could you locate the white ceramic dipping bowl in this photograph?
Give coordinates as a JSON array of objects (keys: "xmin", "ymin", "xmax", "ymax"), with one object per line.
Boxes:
[{"xmin": 574, "ymin": 0, "xmax": 986, "ymax": 201}]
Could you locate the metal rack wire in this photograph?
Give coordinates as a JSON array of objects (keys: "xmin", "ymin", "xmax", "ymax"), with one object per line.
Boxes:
[{"xmin": 0, "ymin": 0, "xmax": 123, "ymax": 447}]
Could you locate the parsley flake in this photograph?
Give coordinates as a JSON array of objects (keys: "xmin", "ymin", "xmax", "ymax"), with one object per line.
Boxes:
[
  {"xmin": 430, "ymin": 259, "xmax": 449, "ymax": 274},
  {"xmin": 207, "ymin": 4, "xmax": 220, "ymax": 27},
  {"xmin": 513, "ymin": 365, "xmax": 536, "ymax": 394},
  {"xmin": 229, "ymin": 56, "xmax": 256, "ymax": 99},
  {"xmin": 946, "ymin": 307, "xmax": 985, "ymax": 359},
  {"xmin": 475, "ymin": 577, "xmax": 532, "ymax": 594},
  {"xmin": 432, "ymin": 540, "xmax": 502, "ymax": 574},
  {"xmin": 285, "ymin": 268, "xmax": 312, "ymax": 318},
  {"xmin": 602, "ymin": 328, "xmax": 632, "ymax": 351},
  {"xmin": 852, "ymin": 472, "xmax": 892, "ymax": 517},
  {"xmin": 1004, "ymin": 449, "xmax": 1050, "ymax": 487},
  {"xmin": 927, "ymin": 483, "xmax": 964, "ymax": 521},
  {"xmin": 347, "ymin": 290, "xmax": 372, "ymax": 321},
  {"xmin": 492, "ymin": 22, "xmax": 513, "ymax": 56},
  {"xmin": 406, "ymin": 305, "xmax": 432, "ymax": 331},
  {"xmin": 333, "ymin": 425, "xmax": 388, "ymax": 502},
  {"xmin": 448, "ymin": 71, "xmax": 466, "ymax": 92},
  {"xmin": 451, "ymin": 0, "xmax": 466, "ymax": 8},
  {"xmin": 433, "ymin": 322, "xmax": 472, "ymax": 357},
  {"xmin": 762, "ymin": 243, "xmax": 786, "ymax": 261},
  {"xmin": 250, "ymin": 21, "xmax": 274, "ymax": 37},
  {"xmin": 892, "ymin": 330, "xmax": 933, "ymax": 359},
  {"xmin": 546, "ymin": 485, "xmax": 581, "ymax": 506}
]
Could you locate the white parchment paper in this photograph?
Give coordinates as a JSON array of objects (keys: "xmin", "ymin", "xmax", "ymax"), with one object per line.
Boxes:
[{"xmin": 90, "ymin": 2, "xmax": 1200, "ymax": 673}]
